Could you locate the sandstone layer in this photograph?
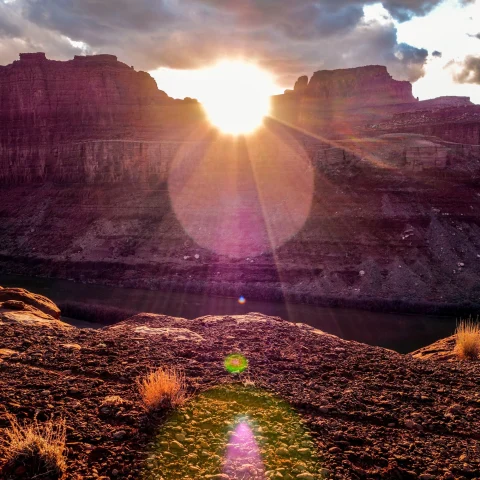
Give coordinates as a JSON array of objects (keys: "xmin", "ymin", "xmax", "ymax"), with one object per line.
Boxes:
[
  {"xmin": 369, "ymin": 105, "xmax": 480, "ymax": 145},
  {"xmin": 273, "ymin": 67, "xmax": 480, "ymax": 145},
  {"xmin": 0, "ymin": 290, "xmax": 479, "ymax": 479},
  {"xmin": 0, "ymin": 53, "xmax": 203, "ymax": 184},
  {"xmin": 1, "ymin": 54, "xmax": 480, "ymax": 311},
  {"xmin": 0, "ymin": 130, "xmax": 479, "ymax": 310},
  {"xmin": 0, "ymin": 286, "xmax": 61, "ymax": 318},
  {"xmin": 302, "ymin": 65, "xmax": 416, "ymax": 107}
]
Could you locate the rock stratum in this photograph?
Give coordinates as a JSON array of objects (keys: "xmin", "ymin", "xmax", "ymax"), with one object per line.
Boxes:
[
  {"xmin": 294, "ymin": 65, "xmax": 416, "ymax": 107},
  {"xmin": 0, "ymin": 289, "xmax": 479, "ymax": 479},
  {"xmin": 0, "ymin": 53, "xmax": 203, "ymax": 183},
  {"xmin": 0, "ymin": 54, "xmax": 480, "ymax": 311}
]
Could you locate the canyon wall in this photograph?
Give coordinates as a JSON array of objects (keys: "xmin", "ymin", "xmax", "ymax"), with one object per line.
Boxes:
[
  {"xmin": 272, "ymin": 65, "xmax": 418, "ymax": 134},
  {"xmin": 0, "ymin": 54, "xmax": 480, "ymax": 308},
  {"xmin": 0, "ymin": 53, "xmax": 204, "ymax": 184},
  {"xmin": 1, "ymin": 55, "xmax": 478, "ymax": 185},
  {"xmin": 303, "ymin": 65, "xmax": 416, "ymax": 108},
  {"xmin": 369, "ymin": 105, "xmax": 480, "ymax": 145},
  {"xmin": 273, "ymin": 67, "xmax": 480, "ymax": 147}
]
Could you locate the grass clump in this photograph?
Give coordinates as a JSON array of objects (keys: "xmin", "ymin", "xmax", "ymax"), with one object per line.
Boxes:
[
  {"xmin": 138, "ymin": 367, "xmax": 186, "ymax": 411},
  {"xmin": 455, "ymin": 317, "xmax": 480, "ymax": 360},
  {"xmin": 1, "ymin": 414, "xmax": 67, "ymax": 479}
]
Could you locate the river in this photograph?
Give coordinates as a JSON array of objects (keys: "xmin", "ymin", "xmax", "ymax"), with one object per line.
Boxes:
[{"xmin": 0, "ymin": 273, "xmax": 458, "ymax": 353}]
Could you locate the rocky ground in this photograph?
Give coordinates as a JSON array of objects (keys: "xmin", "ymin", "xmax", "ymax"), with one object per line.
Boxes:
[{"xmin": 0, "ymin": 288, "xmax": 479, "ymax": 480}]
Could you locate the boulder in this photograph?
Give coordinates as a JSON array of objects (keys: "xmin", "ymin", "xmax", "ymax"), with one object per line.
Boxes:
[{"xmin": 0, "ymin": 287, "xmax": 60, "ymax": 319}]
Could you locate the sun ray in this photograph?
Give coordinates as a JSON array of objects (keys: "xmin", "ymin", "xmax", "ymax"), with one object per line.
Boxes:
[{"xmin": 197, "ymin": 60, "xmax": 277, "ymax": 135}]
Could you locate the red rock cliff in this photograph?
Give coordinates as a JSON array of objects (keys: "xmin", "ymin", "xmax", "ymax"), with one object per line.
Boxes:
[
  {"xmin": 304, "ymin": 65, "xmax": 417, "ymax": 108},
  {"xmin": 271, "ymin": 65, "xmax": 418, "ymax": 136},
  {"xmin": 0, "ymin": 53, "xmax": 204, "ymax": 183}
]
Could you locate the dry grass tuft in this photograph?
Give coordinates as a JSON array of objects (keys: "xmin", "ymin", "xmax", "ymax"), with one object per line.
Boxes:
[
  {"xmin": 455, "ymin": 318, "xmax": 480, "ymax": 360},
  {"xmin": 138, "ymin": 367, "xmax": 186, "ymax": 411},
  {"xmin": 1, "ymin": 413, "xmax": 67, "ymax": 479}
]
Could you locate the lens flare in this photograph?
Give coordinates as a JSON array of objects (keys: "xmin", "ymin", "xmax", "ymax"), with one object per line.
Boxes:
[
  {"xmin": 238, "ymin": 296, "xmax": 246, "ymax": 305},
  {"xmin": 199, "ymin": 60, "xmax": 276, "ymax": 135},
  {"xmin": 223, "ymin": 420, "xmax": 265, "ymax": 479},
  {"xmin": 168, "ymin": 128, "xmax": 314, "ymax": 258},
  {"xmin": 224, "ymin": 354, "xmax": 248, "ymax": 374},
  {"xmin": 141, "ymin": 385, "xmax": 322, "ymax": 479}
]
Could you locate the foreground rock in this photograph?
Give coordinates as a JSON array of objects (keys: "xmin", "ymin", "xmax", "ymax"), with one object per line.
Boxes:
[
  {"xmin": 412, "ymin": 336, "xmax": 457, "ymax": 362},
  {"xmin": 0, "ymin": 286, "xmax": 61, "ymax": 319},
  {"xmin": 0, "ymin": 295, "xmax": 479, "ymax": 479}
]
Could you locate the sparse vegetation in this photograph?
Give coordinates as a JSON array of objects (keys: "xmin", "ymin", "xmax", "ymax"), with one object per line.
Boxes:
[
  {"xmin": 1, "ymin": 413, "xmax": 67, "ymax": 479},
  {"xmin": 59, "ymin": 301, "xmax": 136, "ymax": 325},
  {"xmin": 138, "ymin": 367, "xmax": 186, "ymax": 411},
  {"xmin": 455, "ymin": 317, "xmax": 480, "ymax": 360}
]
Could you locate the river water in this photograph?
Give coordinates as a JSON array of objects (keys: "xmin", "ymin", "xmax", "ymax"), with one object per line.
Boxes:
[{"xmin": 0, "ymin": 273, "xmax": 457, "ymax": 353}]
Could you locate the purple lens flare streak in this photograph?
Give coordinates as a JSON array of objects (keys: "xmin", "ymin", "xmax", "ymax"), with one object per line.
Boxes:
[{"xmin": 223, "ymin": 420, "xmax": 266, "ymax": 479}]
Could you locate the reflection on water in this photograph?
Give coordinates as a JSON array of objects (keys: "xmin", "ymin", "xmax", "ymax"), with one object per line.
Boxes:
[{"xmin": 0, "ymin": 274, "xmax": 456, "ymax": 353}]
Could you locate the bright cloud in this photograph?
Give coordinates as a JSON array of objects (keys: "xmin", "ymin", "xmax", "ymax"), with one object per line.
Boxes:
[{"xmin": 0, "ymin": 0, "xmax": 478, "ymax": 102}]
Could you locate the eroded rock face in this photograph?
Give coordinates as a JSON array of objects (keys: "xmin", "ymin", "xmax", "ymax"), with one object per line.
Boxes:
[
  {"xmin": 0, "ymin": 286, "xmax": 60, "ymax": 318},
  {"xmin": 0, "ymin": 288, "xmax": 69, "ymax": 330},
  {"xmin": 303, "ymin": 65, "xmax": 416, "ymax": 107},
  {"xmin": 0, "ymin": 53, "xmax": 203, "ymax": 184},
  {"xmin": 370, "ymin": 105, "xmax": 480, "ymax": 145},
  {"xmin": 293, "ymin": 75, "xmax": 308, "ymax": 93},
  {"xmin": 411, "ymin": 335, "xmax": 457, "ymax": 361}
]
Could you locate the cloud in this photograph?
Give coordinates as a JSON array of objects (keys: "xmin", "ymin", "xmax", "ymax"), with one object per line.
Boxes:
[
  {"xmin": 432, "ymin": 50, "xmax": 442, "ymax": 57},
  {"xmin": 467, "ymin": 33, "xmax": 480, "ymax": 40},
  {"xmin": 0, "ymin": 0, "xmax": 438, "ymax": 87},
  {"xmin": 453, "ymin": 55, "xmax": 480, "ymax": 84},
  {"xmin": 380, "ymin": 0, "xmax": 444, "ymax": 22},
  {"xmin": 394, "ymin": 43, "xmax": 429, "ymax": 81},
  {"xmin": 0, "ymin": 1, "xmax": 84, "ymax": 66}
]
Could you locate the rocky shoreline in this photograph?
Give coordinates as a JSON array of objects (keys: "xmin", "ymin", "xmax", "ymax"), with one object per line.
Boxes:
[
  {"xmin": 1, "ymin": 287, "xmax": 479, "ymax": 479},
  {"xmin": 1, "ymin": 261, "xmax": 480, "ymax": 319}
]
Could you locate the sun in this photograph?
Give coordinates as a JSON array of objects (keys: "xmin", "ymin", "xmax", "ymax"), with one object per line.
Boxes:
[{"xmin": 197, "ymin": 60, "xmax": 277, "ymax": 135}]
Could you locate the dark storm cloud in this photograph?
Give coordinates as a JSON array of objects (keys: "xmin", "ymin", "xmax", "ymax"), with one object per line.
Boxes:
[
  {"xmin": 394, "ymin": 43, "xmax": 429, "ymax": 81},
  {"xmin": 454, "ymin": 56, "xmax": 480, "ymax": 84},
  {"xmin": 196, "ymin": 0, "xmax": 444, "ymax": 25},
  {"xmin": 379, "ymin": 0, "xmax": 444, "ymax": 21},
  {"xmin": 1, "ymin": 0, "xmax": 441, "ymax": 87},
  {"xmin": 0, "ymin": 1, "xmax": 84, "ymax": 65},
  {"xmin": 432, "ymin": 50, "xmax": 442, "ymax": 57}
]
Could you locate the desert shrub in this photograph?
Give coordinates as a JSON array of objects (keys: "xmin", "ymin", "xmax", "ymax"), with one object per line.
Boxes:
[
  {"xmin": 138, "ymin": 367, "xmax": 186, "ymax": 411},
  {"xmin": 59, "ymin": 301, "xmax": 136, "ymax": 325},
  {"xmin": 1, "ymin": 414, "xmax": 67, "ymax": 479},
  {"xmin": 455, "ymin": 318, "xmax": 480, "ymax": 360}
]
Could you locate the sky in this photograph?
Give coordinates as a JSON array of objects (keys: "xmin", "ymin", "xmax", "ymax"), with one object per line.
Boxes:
[{"xmin": 0, "ymin": 0, "xmax": 479, "ymax": 102}]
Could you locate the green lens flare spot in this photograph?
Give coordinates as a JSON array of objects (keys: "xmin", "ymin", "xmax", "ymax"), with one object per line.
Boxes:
[{"xmin": 224, "ymin": 354, "xmax": 248, "ymax": 374}]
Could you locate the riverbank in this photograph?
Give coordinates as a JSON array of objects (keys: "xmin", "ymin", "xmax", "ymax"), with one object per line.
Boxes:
[
  {"xmin": 0, "ymin": 171, "xmax": 479, "ymax": 320},
  {"xmin": 1, "ymin": 255, "xmax": 479, "ymax": 318},
  {"xmin": 0, "ymin": 288, "xmax": 479, "ymax": 480},
  {"xmin": 0, "ymin": 273, "xmax": 459, "ymax": 353}
]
